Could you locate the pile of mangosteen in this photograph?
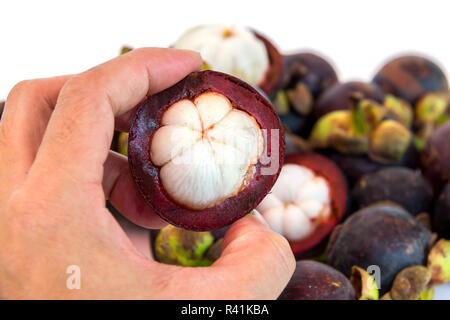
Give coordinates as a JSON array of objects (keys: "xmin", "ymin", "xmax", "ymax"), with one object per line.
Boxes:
[{"xmin": 107, "ymin": 24, "xmax": 450, "ymax": 300}]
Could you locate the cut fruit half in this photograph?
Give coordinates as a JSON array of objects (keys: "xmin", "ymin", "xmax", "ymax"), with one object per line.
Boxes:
[
  {"xmin": 173, "ymin": 24, "xmax": 283, "ymax": 95},
  {"xmin": 128, "ymin": 70, "xmax": 284, "ymax": 231},
  {"xmin": 257, "ymin": 153, "xmax": 347, "ymax": 255}
]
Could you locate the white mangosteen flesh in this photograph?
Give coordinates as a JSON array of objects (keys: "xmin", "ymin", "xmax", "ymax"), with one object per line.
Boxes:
[
  {"xmin": 150, "ymin": 92, "xmax": 264, "ymax": 210},
  {"xmin": 256, "ymin": 164, "xmax": 331, "ymax": 241},
  {"xmin": 173, "ymin": 24, "xmax": 270, "ymax": 86}
]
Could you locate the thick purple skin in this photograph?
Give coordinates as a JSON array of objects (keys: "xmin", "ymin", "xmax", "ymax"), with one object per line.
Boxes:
[
  {"xmin": 352, "ymin": 167, "xmax": 433, "ymax": 216},
  {"xmin": 128, "ymin": 70, "xmax": 285, "ymax": 231},
  {"xmin": 313, "ymin": 81, "xmax": 385, "ymax": 120},
  {"xmin": 326, "ymin": 204, "xmax": 432, "ymax": 295},
  {"xmin": 434, "ymin": 181, "xmax": 450, "ymax": 238},
  {"xmin": 278, "ymin": 260, "xmax": 356, "ymax": 300},
  {"xmin": 324, "ymin": 143, "xmax": 419, "ymax": 187},
  {"xmin": 373, "ymin": 55, "xmax": 449, "ymax": 105},
  {"xmin": 254, "ymin": 32, "xmax": 283, "ymax": 95},
  {"xmin": 421, "ymin": 122, "xmax": 450, "ymax": 192}
]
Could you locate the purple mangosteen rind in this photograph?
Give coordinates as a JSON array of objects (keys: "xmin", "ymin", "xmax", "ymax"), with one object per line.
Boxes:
[
  {"xmin": 128, "ymin": 70, "xmax": 285, "ymax": 231},
  {"xmin": 326, "ymin": 203, "xmax": 432, "ymax": 295},
  {"xmin": 278, "ymin": 260, "xmax": 356, "ymax": 300}
]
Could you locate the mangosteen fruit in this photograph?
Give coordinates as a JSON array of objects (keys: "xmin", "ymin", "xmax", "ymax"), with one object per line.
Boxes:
[
  {"xmin": 326, "ymin": 203, "xmax": 433, "ymax": 295},
  {"xmin": 312, "ymin": 81, "xmax": 385, "ymax": 120},
  {"xmin": 172, "ymin": 24, "xmax": 283, "ymax": 95},
  {"xmin": 421, "ymin": 122, "xmax": 450, "ymax": 191},
  {"xmin": 256, "ymin": 153, "xmax": 347, "ymax": 257},
  {"xmin": 128, "ymin": 70, "xmax": 284, "ymax": 231},
  {"xmin": 372, "ymin": 55, "xmax": 449, "ymax": 106},
  {"xmin": 352, "ymin": 167, "xmax": 433, "ymax": 216},
  {"xmin": 272, "ymin": 52, "xmax": 338, "ymax": 137},
  {"xmin": 278, "ymin": 260, "xmax": 356, "ymax": 300},
  {"xmin": 434, "ymin": 182, "xmax": 450, "ymax": 238},
  {"xmin": 309, "ymin": 94, "xmax": 418, "ymax": 185}
]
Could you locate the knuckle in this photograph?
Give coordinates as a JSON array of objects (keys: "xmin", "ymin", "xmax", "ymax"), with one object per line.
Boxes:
[
  {"xmin": 8, "ymin": 79, "xmax": 40, "ymax": 101},
  {"xmin": 264, "ymin": 230, "xmax": 296, "ymax": 273}
]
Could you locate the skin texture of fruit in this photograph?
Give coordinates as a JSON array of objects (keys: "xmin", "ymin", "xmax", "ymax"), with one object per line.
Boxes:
[
  {"xmin": 128, "ymin": 70, "xmax": 284, "ymax": 231},
  {"xmin": 273, "ymin": 53, "xmax": 338, "ymax": 137},
  {"xmin": 421, "ymin": 122, "xmax": 450, "ymax": 191},
  {"xmin": 352, "ymin": 167, "xmax": 433, "ymax": 216},
  {"xmin": 433, "ymin": 181, "xmax": 450, "ymax": 238},
  {"xmin": 278, "ymin": 260, "xmax": 356, "ymax": 300},
  {"xmin": 313, "ymin": 81, "xmax": 385, "ymax": 120},
  {"xmin": 256, "ymin": 153, "xmax": 347, "ymax": 256},
  {"xmin": 172, "ymin": 24, "xmax": 283, "ymax": 95},
  {"xmin": 372, "ymin": 55, "xmax": 449, "ymax": 105},
  {"xmin": 326, "ymin": 204, "xmax": 432, "ymax": 295}
]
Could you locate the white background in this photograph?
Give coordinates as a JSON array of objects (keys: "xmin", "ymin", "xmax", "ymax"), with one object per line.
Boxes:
[{"xmin": 1, "ymin": 0, "xmax": 450, "ymax": 299}]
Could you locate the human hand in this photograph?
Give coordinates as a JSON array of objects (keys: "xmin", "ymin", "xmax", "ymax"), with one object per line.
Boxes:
[{"xmin": 0, "ymin": 48, "xmax": 295, "ymax": 299}]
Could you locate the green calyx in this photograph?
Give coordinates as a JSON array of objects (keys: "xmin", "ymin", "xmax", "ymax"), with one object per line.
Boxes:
[
  {"xmin": 310, "ymin": 95, "xmax": 412, "ymax": 163},
  {"xmin": 369, "ymin": 120, "xmax": 412, "ymax": 164},
  {"xmin": 273, "ymin": 90, "xmax": 291, "ymax": 115},
  {"xmin": 155, "ymin": 225, "xmax": 215, "ymax": 267},
  {"xmin": 415, "ymin": 93, "xmax": 450, "ymax": 148},
  {"xmin": 350, "ymin": 266, "xmax": 379, "ymax": 300},
  {"xmin": 427, "ymin": 239, "xmax": 450, "ymax": 286},
  {"xmin": 415, "ymin": 93, "xmax": 448, "ymax": 125},
  {"xmin": 389, "ymin": 266, "xmax": 432, "ymax": 300},
  {"xmin": 383, "ymin": 95, "xmax": 413, "ymax": 128}
]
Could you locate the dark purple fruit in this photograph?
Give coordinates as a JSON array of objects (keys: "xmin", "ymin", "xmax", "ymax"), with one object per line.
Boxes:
[
  {"xmin": 272, "ymin": 53, "xmax": 338, "ymax": 137},
  {"xmin": 421, "ymin": 122, "xmax": 450, "ymax": 191},
  {"xmin": 352, "ymin": 167, "xmax": 433, "ymax": 216},
  {"xmin": 313, "ymin": 81, "xmax": 385, "ymax": 120},
  {"xmin": 278, "ymin": 260, "xmax": 356, "ymax": 300},
  {"xmin": 433, "ymin": 181, "xmax": 450, "ymax": 238},
  {"xmin": 326, "ymin": 204, "xmax": 432, "ymax": 295},
  {"xmin": 128, "ymin": 70, "xmax": 284, "ymax": 231},
  {"xmin": 373, "ymin": 55, "xmax": 449, "ymax": 105}
]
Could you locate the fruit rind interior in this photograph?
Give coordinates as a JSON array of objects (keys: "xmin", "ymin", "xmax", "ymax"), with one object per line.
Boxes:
[{"xmin": 256, "ymin": 163, "xmax": 331, "ymax": 241}]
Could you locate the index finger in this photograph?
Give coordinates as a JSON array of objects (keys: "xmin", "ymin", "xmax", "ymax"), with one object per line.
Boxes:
[{"xmin": 31, "ymin": 48, "xmax": 201, "ymax": 185}]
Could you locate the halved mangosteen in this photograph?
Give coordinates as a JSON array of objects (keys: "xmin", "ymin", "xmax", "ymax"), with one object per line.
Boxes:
[
  {"xmin": 256, "ymin": 153, "xmax": 347, "ymax": 256},
  {"xmin": 128, "ymin": 70, "xmax": 284, "ymax": 231},
  {"xmin": 172, "ymin": 24, "xmax": 283, "ymax": 95}
]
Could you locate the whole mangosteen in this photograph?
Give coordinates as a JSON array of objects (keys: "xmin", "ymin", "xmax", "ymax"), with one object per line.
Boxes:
[
  {"xmin": 326, "ymin": 203, "xmax": 433, "ymax": 295},
  {"xmin": 128, "ymin": 70, "xmax": 284, "ymax": 231},
  {"xmin": 313, "ymin": 81, "xmax": 385, "ymax": 120},
  {"xmin": 172, "ymin": 24, "xmax": 283, "ymax": 95},
  {"xmin": 372, "ymin": 55, "xmax": 449, "ymax": 106},
  {"xmin": 256, "ymin": 153, "xmax": 347, "ymax": 257},
  {"xmin": 278, "ymin": 260, "xmax": 356, "ymax": 300},
  {"xmin": 272, "ymin": 52, "xmax": 338, "ymax": 137},
  {"xmin": 352, "ymin": 167, "xmax": 433, "ymax": 216},
  {"xmin": 421, "ymin": 122, "xmax": 450, "ymax": 191}
]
